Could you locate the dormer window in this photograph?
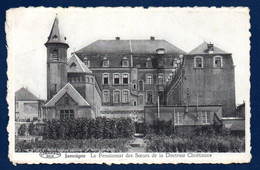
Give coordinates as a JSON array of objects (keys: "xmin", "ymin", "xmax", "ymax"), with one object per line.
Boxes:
[
  {"xmin": 158, "ymin": 60, "xmax": 164, "ymax": 67},
  {"xmin": 194, "ymin": 56, "xmax": 204, "ymax": 68},
  {"xmin": 146, "ymin": 58, "xmax": 152, "ymax": 68},
  {"xmin": 84, "ymin": 57, "xmax": 90, "ymax": 67},
  {"xmin": 122, "ymin": 57, "xmax": 129, "ymax": 67},
  {"xmin": 156, "ymin": 48, "xmax": 165, "ymax": 55},
  {"xmin": 213, "ymin": 56, "xmax": 223, "ymax": 68},
  {"xmin": 103, "ymin": 57, "xmax": 109, "ymax": 67}
]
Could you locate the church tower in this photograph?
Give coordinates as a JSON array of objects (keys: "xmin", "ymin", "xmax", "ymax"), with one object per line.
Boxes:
[{"xmin": 45, "ymin": 15, "xmax": 69, "ymax": 100}]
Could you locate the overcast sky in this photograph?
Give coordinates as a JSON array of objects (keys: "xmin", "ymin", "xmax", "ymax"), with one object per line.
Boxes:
[{"xmin": 6, "ymin": 7, "xmax": 250, "ymax": 104}]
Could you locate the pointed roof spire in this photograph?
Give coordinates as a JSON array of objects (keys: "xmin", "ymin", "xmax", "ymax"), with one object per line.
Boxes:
[{"xmin": 46, "ymin": 15, "xmax": 67, "ymax": 44}]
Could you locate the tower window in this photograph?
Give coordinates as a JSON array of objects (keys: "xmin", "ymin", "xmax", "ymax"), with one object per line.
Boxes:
[
  {"xmin": 103, "ymin": 73, "xmax": 109, "ymax": 85},
  {"xmin": 133, "ymin": 101, "xmax": 137, "ymax": 106},
  {"xmin": 122, "ymin": 90, "xmax": 129, "ymax": 103},
  {"xmin": 214, "ymin": 56, "xmax": 223, "ymax": 68},
  {"xmin": 194, "ymin": 56, "xmax": 204, "ymax": 68},
  {"xmin": 113, "ymin": 90, "xmax": 121, "ymax": 103},
  {"xmin": 52, "ymin": 50, "xmax": 58, "ymax": 61},
  {"xmin": 54, "ymin": 84, "xmax": 57, "ymax": 93},
  {"xmin": 146, "ymin": 74, "xmax": 153, "ymax": 84},
  {"xmin": 122, "ymin": 73, "xmax": 129, "ymax": 85},
  {"xmin": 133, "ymin": 83, "xmax": 137, "ymax": 90},
  {"xmin": 103, "ymin": 90, "xmax": 110, "ymax": 103},
  {"xmin": 113, "ymin": 73, "xmax": 120, "ymax": 85}
]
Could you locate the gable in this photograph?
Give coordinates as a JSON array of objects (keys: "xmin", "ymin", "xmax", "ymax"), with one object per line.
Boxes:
[
  {"xmin": 45, "ymin": 83, "xmax": 90, "ymax": 107},
  {"xmin": 56, "ymin": 93, "xmax": 78, "ymax": 106},
  {"xmin": 67, "ymin": 53, "xmax": 92, "ymax": 73}
]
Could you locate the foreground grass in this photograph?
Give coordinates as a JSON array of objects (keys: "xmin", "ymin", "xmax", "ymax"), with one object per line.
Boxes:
[{"xmin": 16, "ymin": 138, "xmax": 132, "ymax": 152}]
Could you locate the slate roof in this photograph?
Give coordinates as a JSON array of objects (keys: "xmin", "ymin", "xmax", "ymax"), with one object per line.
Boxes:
[
  {"xmin": 45, "ymin": 83, "xmax": 90, "ymax": 107},
  {"xmin": 67, "ymin": 53, "xmax": 92, "ymax": 73},
  {"xmin": 188, "ymin": 42, "xmax": 228, "ymax": 55},
  {"xmin": 46, "ymin": 15, "xmax": 67, "ymax": 44},
  {"xmin": 76, "ymin": 39, "xmax": 185, "ymax": 55},
  {"xmin": 15, "ymin": 87, "xmax": 39, "ymax": 101}
]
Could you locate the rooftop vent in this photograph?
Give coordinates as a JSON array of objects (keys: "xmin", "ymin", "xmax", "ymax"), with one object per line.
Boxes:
[
  {"xmin": 115, "ymin": 37, "xmax": 120, "ymax": 40},
  {"xmin": 150, "ymin": 36, "xmax": 155, "ymax": 40}
]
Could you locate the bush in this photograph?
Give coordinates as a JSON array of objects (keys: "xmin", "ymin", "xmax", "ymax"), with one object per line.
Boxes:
[
  {"xmin": 18, "ymin": 124, "xmax": 27, "ymax": 136},
  {"xmin": 15, "ymin": 138, "xmax": 131, "ymax": 152},
  {"xmin": 42, "ymin": 117, "xmax": 135, "ymax": 140},
  {"xmin": 145, "ymin": 134, "xmax": 245, "ymax": 152}
]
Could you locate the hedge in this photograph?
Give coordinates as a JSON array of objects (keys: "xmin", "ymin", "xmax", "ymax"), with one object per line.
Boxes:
[{"xmin": 41, "ymin": 117, "xmax": 135, "ymax": 140}]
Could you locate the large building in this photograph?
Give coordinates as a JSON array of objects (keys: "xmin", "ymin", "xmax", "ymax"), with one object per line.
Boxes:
[{"xmin": 39, "ymin": 16, "xmax": 242, "ymax": 131}]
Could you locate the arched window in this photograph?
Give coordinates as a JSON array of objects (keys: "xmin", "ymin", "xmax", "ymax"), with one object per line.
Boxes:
[
  {"xmin": 113, "ymin": 90, "xmax": 121, "ymax": 103},
  {"xmin": 194, "ymin": 56, "xmax": 204, "ymax": 68},
  {"xmin": 52, "ymin": 50, "xmax": 58, "ymax": 61},
  {"xmin": 102, "ymin": 73, "xmax": 109, "ymax": 85},
  {"xmin": 122, "ymin": 90, "xmax": 129, "ymax": 103},
  {"xmin": 103, "ymin": 90, "xmax": 110, "ymax": 103},
  {"xmin": 213, "ymin": 55, "xmax": 223, "ymax": 68},
  {"xmin": 138, "ymin": 80, "xmax": 144, "ymax": 91}
]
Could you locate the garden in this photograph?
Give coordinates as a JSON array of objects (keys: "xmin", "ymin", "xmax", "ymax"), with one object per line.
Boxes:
[{"xmin": 16, "ymin": 118, "xmax": 245, "ymax": 152}]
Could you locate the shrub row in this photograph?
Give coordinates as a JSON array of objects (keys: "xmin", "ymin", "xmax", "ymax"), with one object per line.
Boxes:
[
  {"xmin": 41, "ymin": 117, "xmax": 135, "ymax": 140},
  {"xmin": 145, "ymin": 134, "xmax": 245, "ymax": 152},
  {"xmin": 15, "ymin": 138, "xmax": 131, "ymax": 152}
]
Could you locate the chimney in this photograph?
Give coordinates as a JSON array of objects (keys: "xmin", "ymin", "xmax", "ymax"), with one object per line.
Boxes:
[
  {"xmin": 150, "ymin": 36, "xmax": 155, "ymax": 40},
  {"xmin": 115, "ymin": 37, "xmax": 120, "ymax": 40}
]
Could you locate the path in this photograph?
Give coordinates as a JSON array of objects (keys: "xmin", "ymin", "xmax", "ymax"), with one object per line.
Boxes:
[{"xmin": 128, "ymin": 134, "xmax": 147, "ymax": 152}]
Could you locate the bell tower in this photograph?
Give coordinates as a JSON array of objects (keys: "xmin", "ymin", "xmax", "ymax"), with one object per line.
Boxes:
[{"xmin": 45, "ymin": 15, "xmax": 69, "ymax": 100}]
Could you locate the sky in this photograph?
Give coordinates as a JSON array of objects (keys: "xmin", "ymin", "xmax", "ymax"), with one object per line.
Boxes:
[{"xmin": 6, "ymin": 7, "xmax": 250, "ymax": 105}]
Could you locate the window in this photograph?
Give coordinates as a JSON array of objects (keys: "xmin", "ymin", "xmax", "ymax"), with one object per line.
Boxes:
[
  {"xmin": 138, "ymin": 95, "xmax": 144, "ymax": 105},
  {"xmin": 15, "ymin": 102, "xmax": 19, "ymax": 112},
  {"xmin": 54, "ymin": 84, "xmax": 57, "ymax": 93},
  {"xmin": 86, "ymin": 77, "xmax": 90, "ymax": 83},
  {"xmin": 133, "ymin": 101, "xmax": 137, "ymax": 106},
  {"xmin": 157, "ymin": 48, "xmax": 165, "ymax": 54},
  {"xmin": 64, "ymin": 97, "xmax": 69, "ymax": 105},
  {"xmin": 113, "ymin": 73, "xmax": 120, "ymax": 85},
  {"xmin": 103, "ymin": 90, "xmax": 110, "ymax": 103},
  {"xmin": 122, "ymin": 90, "xmax": 129, "ymax": 103},
  {"xmin": 52, "ymin": 50, "xmax": 58, "ymax": 61},
  {"xmin": 84, "ymin": 57, "xmax": 90, "ymax": 67},
  {"xmin": 60, "ymin": 110, "xmax": 74, "ymax": 120},
  {"xmin": 103, "ymin": 73, "xmax": 109, "ymax": 85},
  {"xmin": 214, "ymin": 56, "xmax": 223, "ymax": 68},
  {"xmin": 174, "ymin": 112, "xmax": 183, "ymax": 125},
  {"xmin": 113, "ymin": 90, "xmax": 121, "ymax": 103},
  {"xmin": 138, "ymin": 80, "xmax": 144, "ymax": 91},
  {"xmin": 122, "ymin": 59, "xmax": 129, "ymax": 67},
  {"xmin": 146, "ymin": 74, "xmax": 153, "ymax": 84},
  {"xmin": 122, "ymin": 73, "xmax": 129, "ymax": 85},
  {"xmin": 133, "ymin": 83, "xmax": 137, "ymax": 90},
  {"xmin": 194, "ymin": 56, "xmax": 204, "ymax": 68},
  {"xmin": 201, "ymin": 111, "xmax": 210, "ymax": 124},
  {"xmin": 158, "ymin": 73, "xmax": 164, "ymax": 85},
  {"xmin": 146, "ymin": 91, "xmax": 153, "ymax": 103},
  {"xmin": 158, "ymin": 60, "xmax": 164, "ymax": 67},
  {"xmin": 146, "ymin": 61, "xmax": 152, "ymax": 68},
  {"xmin": 103, "ymin": 58, "xmax": 109, "ymax": 67}
]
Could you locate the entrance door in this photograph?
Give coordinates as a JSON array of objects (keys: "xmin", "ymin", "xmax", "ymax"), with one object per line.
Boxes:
[{"xmin": 135, "ymin": 122, "xmax": 144, "ymax": 134}]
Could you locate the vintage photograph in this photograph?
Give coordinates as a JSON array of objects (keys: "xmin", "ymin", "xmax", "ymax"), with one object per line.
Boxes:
[{"xmin": 7, "ymin": 7, "xmax": 251, "ymax": 164}]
